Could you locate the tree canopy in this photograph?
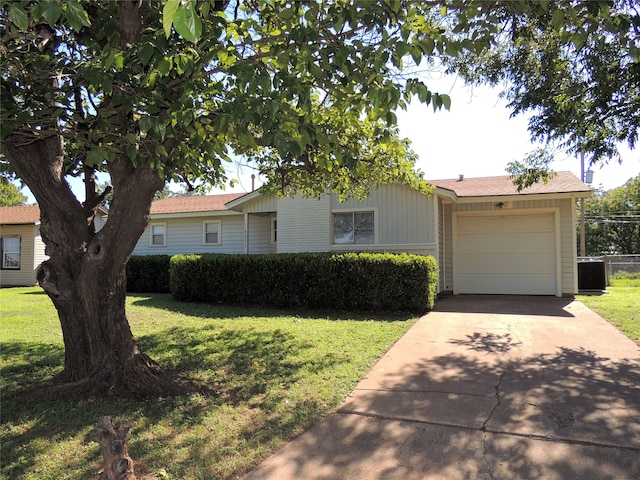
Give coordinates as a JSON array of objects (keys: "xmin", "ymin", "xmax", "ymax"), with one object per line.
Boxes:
[
  {"xmin": 1, "ymin": 0, "xmax": 471, "ymax": 202},
  {"xmin": 448, "ymin": 0, "xmax": 639, "ymax": 168}
]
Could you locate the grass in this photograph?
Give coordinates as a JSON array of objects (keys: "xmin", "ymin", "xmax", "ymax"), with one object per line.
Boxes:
[
  {"xmin": 577, "ymin": 277, "xmax": 640, "ymax": 345},
  {"xmin": 0, "ymin": 288, "xmax": 417, "ymax": 480}
]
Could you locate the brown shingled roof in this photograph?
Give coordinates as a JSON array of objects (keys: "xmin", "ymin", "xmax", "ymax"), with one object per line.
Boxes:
[
  {"xmin": 429, "ymin": 171, "xmax": 590, "ymax": 197},
  {"xmin": 149, "ymin": 193, "xmax": 245, "ymax": 214},
  {"xmin": 0, "ymin": 205, "xmax": 40, "ymax": 225}
]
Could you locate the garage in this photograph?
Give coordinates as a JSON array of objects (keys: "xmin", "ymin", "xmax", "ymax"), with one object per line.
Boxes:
[{"xmin": 454, "ymin": 212, "xmax": 559, "ymax": 295}]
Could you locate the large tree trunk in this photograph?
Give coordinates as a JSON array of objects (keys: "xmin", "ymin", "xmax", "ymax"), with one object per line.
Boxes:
[{"xmin": 2, "ymin": 135, "xmax": 186, "ymax": 398}]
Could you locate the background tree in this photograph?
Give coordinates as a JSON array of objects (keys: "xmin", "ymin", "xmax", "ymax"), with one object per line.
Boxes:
[
  {"xmin": 0, "ymin": 0, "xmax": 466, "ymax": 398},
  {"xmin": 584, "ymin": 176, "xmax": 640, "ymax": 255},
  {"xmin": 0, "ymin": 176, "xmax": 27, "ymax": 206}
]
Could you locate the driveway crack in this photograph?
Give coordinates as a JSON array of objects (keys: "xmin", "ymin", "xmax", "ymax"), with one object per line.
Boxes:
[{"xmin": 481, "ymin": 366, "xmax": 510, "ymax": 480}]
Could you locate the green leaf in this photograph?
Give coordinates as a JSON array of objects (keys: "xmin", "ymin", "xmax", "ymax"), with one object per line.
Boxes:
[
  {"xmin": 114, "ymin": 53, "xmax": 125, "ymax": 71},
  {"xmin": 162, "ymin": 0, "xmax": 180, "ymax": 38},
  {"xmin": 139, "ymin": 116, "xmax": 154, "ymax": 135},
  {"xmin": 8, "ymin": 4, "xmax": 29, "ymax": 31},
  {"xmin": 173, "ymin": 2, "xmax": 202, "ymax": 43},
  {"xmin": 65, "ymin": 0, "xmax": 91, "ymax": 32},
  {"xmin": 138, "ymin": 43, "xmax": 155, "ymax": 66},
  {"xmin": 419, "ymin": 38, "xmax": 435, "ymax": 55},
  {"xmin": 32, "ymin": 0, "xmax": 62, "ymax": 28},
  {"xmin": 551, "ymin": 10, "xmax": 564, "ymax": 30},
  {"xmin": 86, "ymin": 146, "xmax": 106, "ymax": 167},
  {"xmin": 124, "ymin": 145, "xmax": 138, "ymax": 162},
  {"xmin": 154, "ymin": 145, "xmax": 168, "ymax": 157},
  {"xmin": 440, "ymin": 94, "xmax": 451, "ymax": 110}
]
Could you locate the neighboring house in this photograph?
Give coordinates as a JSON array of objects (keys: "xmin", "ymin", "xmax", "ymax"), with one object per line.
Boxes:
[
  {"xmin": 132, "ymin": 172, "xmax": 591, "ymax": 297},
  {"xmin": 0, "ymin": 206, "xmax": 45, "ymax": 287},
  {"xmin": 0, "ymin": 205, "xmax": 108, "ymax": 287}
]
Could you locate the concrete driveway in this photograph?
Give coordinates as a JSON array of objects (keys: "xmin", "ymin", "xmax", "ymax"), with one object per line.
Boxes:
[{"xmin": 242, "ymin": 296, "xmax": 640, "ymax": 480}]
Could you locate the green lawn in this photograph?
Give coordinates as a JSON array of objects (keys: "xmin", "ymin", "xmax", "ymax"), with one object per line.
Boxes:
[
  {"xmin": 577, "ymin": 277, "xmax": 640, "ymax": 345},
  {"xmin": 0, "ymin": 288, "xmax": 416, "ymax": 480}
]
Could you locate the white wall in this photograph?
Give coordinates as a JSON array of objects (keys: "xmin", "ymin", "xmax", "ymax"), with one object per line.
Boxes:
[
  {"xmin": 132, "ymin": 214, "xmax": 246, "ymax": 256},
  {"xmin": 277, "ymin": 195, "xmax": 332, "ymax": 253},
  {"xmin": 248, "ymin": 214, "xmax": 276, "ymax": 254},
  {"xmin": 330, "ymin": 183, "xmax": 437, "ymax": 251}
]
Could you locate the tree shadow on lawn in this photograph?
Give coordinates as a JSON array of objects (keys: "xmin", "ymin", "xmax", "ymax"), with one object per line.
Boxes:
[
  {"xmin": 137, "ymin": 324, "xmax": 328, "ymax": 403},
  {"xmin": 127, "ymin": 293, "xmax": 417, "ymax": 323},
  {"xmin": 1, "ymin": 324, "xmax": 346, "ymax": 479}
]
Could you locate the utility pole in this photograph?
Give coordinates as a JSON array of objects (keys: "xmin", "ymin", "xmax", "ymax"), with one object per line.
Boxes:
[{"xmin": 580, "ymin": 151, "xmax": 586, "ymax": 257}]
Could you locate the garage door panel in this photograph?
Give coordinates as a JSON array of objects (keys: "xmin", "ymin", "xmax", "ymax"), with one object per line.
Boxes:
[
  {"xmin": 502, "ymin": 214, "xmax": 554, "ymax": 232},
  {"xmin": 499, "ymin": 233, "xmax": 555, "ymax": 254},
  {"xmin": 458, "ymin": 217, "xmax": 502, "ymax": 234},
  {"xmin": 458, "ymin": 274, "xmax": 556, "ymax": 295},
  {"xmin": 458, "ymin": 254, "xmax": 506, "ymax": 274},
  {"xmin": 455, "ymin": 213, "xmax": 557, "ymax": 295}
]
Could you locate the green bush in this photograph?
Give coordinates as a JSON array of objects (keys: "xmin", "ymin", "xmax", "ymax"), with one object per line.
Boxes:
[
  {"xmin": 170, "ymin": 252, "xmax": 438, "ymax": 311},
  {"xmin": 126, "ymin": 255, "xmax": 171, "ymax": 293}
]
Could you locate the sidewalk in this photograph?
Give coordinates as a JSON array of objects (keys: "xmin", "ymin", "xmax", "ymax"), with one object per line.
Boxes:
[{"xmin": 242, "ymin": 295, "xmax": 640, "ymax": 480}]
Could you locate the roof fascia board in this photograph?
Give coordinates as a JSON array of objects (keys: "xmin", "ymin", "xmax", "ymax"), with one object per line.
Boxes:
[
  {"xmin": 452, "ymin": 191, "xmax": 591, "ymax": 203},
  {"xmin": 225, "ymin": 190, "xmax": 263, "ymax": 210},
  {"xmin": 433, "ymin": 187, "xmax": 457, "ymax": 202},
  {"xmin": 0, "ymin": 220, "xmax": 40, "ymax": 226}
]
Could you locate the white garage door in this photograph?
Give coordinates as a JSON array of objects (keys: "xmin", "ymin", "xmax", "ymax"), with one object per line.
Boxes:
[{"xmin": 455, "ymin": 213, "xmax": 557, "ymax": 295}]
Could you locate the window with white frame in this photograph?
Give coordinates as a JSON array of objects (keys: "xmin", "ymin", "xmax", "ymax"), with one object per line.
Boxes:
[
  {"xmin": 202, "ymin": 220, "xmax": 221, "ymax": 245},
  {"xmin": 1, "ymin": 237, "xmax": 21, "ymax": 269},
  {"xmin": 149, "ymin": 223, "xmax": 166, "ymax": 246},
  {"xmin": 333, "ymin": 211, "xmax": 374, "ymax": 244},
  {"xmin": 271, "ymin": 218, "xmax": 277, "ymax": 244}
]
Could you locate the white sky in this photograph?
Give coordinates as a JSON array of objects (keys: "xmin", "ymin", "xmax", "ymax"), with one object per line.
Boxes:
[{"xmin": 395, "ymin": 77, "xmax": 640, "ymax": 190}]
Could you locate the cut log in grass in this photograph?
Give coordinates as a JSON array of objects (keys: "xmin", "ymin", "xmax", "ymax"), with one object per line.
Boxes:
[{"xmin": 95, "ymin": 417, "xmax": 136, "ymax": 480}]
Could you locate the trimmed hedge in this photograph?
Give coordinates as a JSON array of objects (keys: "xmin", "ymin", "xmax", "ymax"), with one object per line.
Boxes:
[
  {"xmin": 170, "ymin": 252, "xmax": 438, "ymax": 311},
  {"xmin": 126, "ymin": 255, "xmax": 171, "ymax": 293}
]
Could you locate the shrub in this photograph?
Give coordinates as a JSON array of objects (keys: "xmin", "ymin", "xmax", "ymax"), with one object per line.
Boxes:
[
  {"xmin": 126, "ymin": 255, "xmax": 171, "ymax": 293},
  {"xmin": 170, "ymin": 252, "xmax": 438, "ymax": 311}
]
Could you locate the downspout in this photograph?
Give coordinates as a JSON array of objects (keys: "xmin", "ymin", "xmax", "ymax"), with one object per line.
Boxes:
[
  {"xmin": 244, "ymin": 210, "xmax": 249, "ymax": 254},
  {"xmin": 442, "ymin": 203, "xmax": 446, "ymax": 292}
]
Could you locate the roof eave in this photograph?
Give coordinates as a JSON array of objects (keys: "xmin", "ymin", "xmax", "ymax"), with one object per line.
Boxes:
[
  {"xmin": 225, "ymin": 190, "xmax": 263, "ymax": 211},
  {"xmin": 452, "ymin": 190, "xmax": 592, "ymax": 203}
]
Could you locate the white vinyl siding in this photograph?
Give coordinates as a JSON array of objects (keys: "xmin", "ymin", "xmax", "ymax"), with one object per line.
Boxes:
[
  {"xmin": 327, "ymin": 184, "xmax": 437, "ymax": 256},
  {"xmin": 246, "ymin": 214, "xmax": 276, "ymax": 254},
  {"xmin": 439, "ymin": 200, "xmax": 454, "ymax": 293},
  {"xmin": 277, "ymin": 195, "xmax": 331, "ymax": 253},
  {"xmin": 133, "ymin": 215, "xmax": 245, "ymax": 256},
  {"xmin": 202, "ymin": 221, "xmax": 221, "ymax": 245}
]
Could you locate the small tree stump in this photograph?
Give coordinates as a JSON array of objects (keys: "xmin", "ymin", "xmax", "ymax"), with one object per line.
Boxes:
[{"xmin": 95, "ymin": 416, "xmax": 136, "ymax": 480}]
